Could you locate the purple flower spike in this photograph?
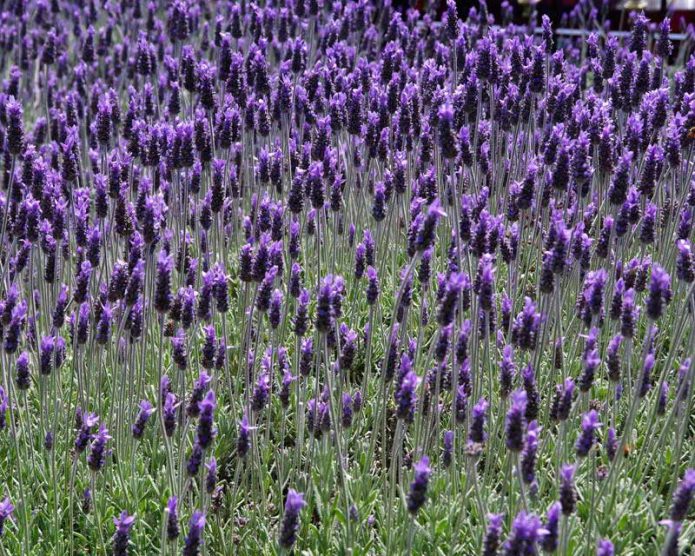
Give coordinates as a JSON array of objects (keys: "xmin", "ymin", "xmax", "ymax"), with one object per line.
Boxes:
[
  {"xmin": 505, "ymin": 390, "xmax": 527, "ymax": 452},
  {"xmin": 112, "ymin": 511, "xmax": 135, "ymax": 556},
  {"xmin": 415, "ymin": 199, "xmax": 446, "ymax": 253},
  {"xmin": 596, "ymin": 539, "xmax": 614, "ymax": 556},
  {"xmin": 469, "ymin": 397, "xmax": 489, "ymax": 445},
  {"xmin": 521, "ymin": 420, "xmax": 541, "ymax": 486},
  {"xmin": 576, "ymin": 410, "xmax": 601, "ymax": 457},
  {"xmin": 196, "ymin": 390, "xmax": 217, "ymax": 449},
  {"xmin": 676, "ymin": 240, "xmax": 695, "ymax": 283},
  {"xmin": 154, "ymin": 250, "xmax": 173, "ymax": 314},
  {"xmin": 670, "ymin": 468, "xmax": 695, "ymax": 522},
  {"xmin": 511, "ymin": 297, "xmax": 541, "ymax": 352},
  {"xmin": 183, "ymin": 510, "xmax": 206, "ymax": 556},
  {"xmin": 442, "ymin": 430, "xmax": 454, "ymax": 468},
  {"xmin": 395, "ymin": 370, "xmax": 419, "ymax": 424},
  {"xmin": 87, "ymin": 423, "xmax": 112, "ymax": 471},
  {"xmin": 646, "ymin": 265, "xmax": 672, "ymax": 321},
  {"xmin": 132, "ymin": 400, "xmax": 155, "ymax": 440},
  {"xmin": 279, "ymin": 489, "xmax": 306, "ymax": 549},
  {"xmin": 503, "ymin": 511, "xmax": 546, "ymax": 555},
  {"xmin": 483, "ymin": 513, "xmax": 504, "ymax": 556},
  {"xmin": 0, "ymin": 497, "xmax": 14, "ymax": 537},
  {"xmin": 559, "ymin": 464, "xmax": 577, "ymax": 516},
  {"xmin": 540, "ymin": 502, "xmax": 561, "ymax": 553},
  {"xmin": 205, "ymin": 457, "xmax": 217, "ymax": 494},
  {"xmin": 366, "ymin": 266, "xmax": 380, "ymax": 305},
  {"xmin": 407, "ymin": 456, "xmax": 432, "ymax": 514},
  {"xmin": 165, "ymin": 496, "xmax": 179, "ymax": 541}
]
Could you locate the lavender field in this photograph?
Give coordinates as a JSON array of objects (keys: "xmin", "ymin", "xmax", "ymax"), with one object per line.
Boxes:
[{"xmin": 0, "ymin": 0, "xmax": 694, "ymax": 553}]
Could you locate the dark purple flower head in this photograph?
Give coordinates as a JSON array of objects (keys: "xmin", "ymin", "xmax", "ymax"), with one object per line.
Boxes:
[
  {"xmin": 559, "ymin": 464, "xmax": 577, "ymax": 516},
  {"xmin": 39, "ymin": 335, "xmax": 55, "ymax": 375},
  {"xmin": 503, "ymin": 511, "xmax": 545, "ymax": 556},
  {"xmin": 437, "ymin": 103, "xmax": 457, "ymax": 159},
  {"xmin": 340, "ymin": 392, "xmax": 354, "ymax": 429},
  {"xmin": 201, "ymin": 326, "xmax": 216, "ymax": 369},
  {"xmin": 629, "ymin": 11, "xmax": 649, "ymax": 56},
  {"xmin": 477, "ymin": 257, "xmax": 495, "ymax": 312},
  {"xmin": 522, "ymin": 364, "xmax": 540, "ymax": 422},
  {"xmin": 15, "ymin": 351, "xmax": 30, "ymax": 390},
  {"xmin": 640, "ymin": 352, "xmax": 655, "ymax": 398},
  {"xmin": 371, "ymin": 181, "xmax": 387, "ymax": 221},
  {"xmin": 132, "ymin": 400, "xmax": 155, "ymax": 440},
  {"xmin": 583, "ymin": 269, "xmax": 607, "ymax": 318},
  {"xmin": 289, "ymin": 263, "xmax": 303, "ymax": 299},
  {"xmin": 0, "ymin": 497, "xmax": 13, "ymax": 537},
  {"xmin": 354, "ymin": 243, "xmax": 367, "ymax": 279},
  {"xmin": 366, "ymin": 266, "xmax": 379, "ymax": 305},
  {"xmin": 605, "ymin": 426, "xmax": 619, "ymax": 461},
  {"xmin": 437, "ymin": 272, "xmax": 467, "ymax": 327},
  {"xmin": 363, "ymin": 230, "xmax": 375, "ymax": 266},
  {"xmin": 415, "ymin": 199, "xmax": 446, "ymax": 253},
  {"xmin": 279, "ymin": 489, "xmax": 306, "ymax": 549},
  {"xmin": 676, "ymin": 240, "xmax": 694, "ymax": 283},
  {"xmin": 657, "ymin": 18, "xmax": 673, "ymax": 58},
  {"xmin": 579, "ymin": 348, "xmax": 600, "ymax": 393},
  {"xmin": 269, "ymin": 289, "xmax": 284, "ymax": 330},
  {"xmin": 166, "ymin": 496, "xmax": 179, "ymax": 541},
  {"xmin": 511, "ymin": 297, "xmax": 541, "ymax": 352},
  {"xmin": 73, "ymin": 261, "xmax": 92, "ymax": 304},
  {"xmin": 540, "ymin": 502, "xmax": 561, "ymax": 553},
  {"xmin": 87, "ymin": 423, "xmax": 112, "ymax": 471},
  {"xmin": 163, "ymin": 392, "xmax": 178, "ymax": 437},
  {"xmin": 646, "ymin": 264, "xmax": 672, "ymax": 320},
  {"xmin": 505, "ymin": 390, "xmax": 527, "ymax": 452},
  {"xmin": 205, "ymin": 457, "xmax": 217, "ymax": 494},
  {"xmin": 442, "ymin": 430, "xmax": 454, "ymax": 468},
  {"xmin": 74, "ymin": 411, "xmax": 99, "ymax": 453},
  {"xmin": 256, "ymin": 266, "xmax": 279, "ymax": 314},
  {"xmin": 499, "ymin": 345, "xmax": 516, "ymax": 399},
  {"xmin": 196, "ymin": 390, "xmax": 217, "ymax": 449},
  {"xmin": 316, "ymin": 275, "xmax": 340, "ymax": 334},
  {"xmin": 657, "ymin": 381, "xmax": 669, "ymax": 415},
  {"xmin": 395, "ymin": 369, "xmax": 419, "ymax": 424},
  {"xmin": 293, "ymin": 288, "xmax": 311, "ymax": 338},
  {"xmin": 112, "ymin": 511, "xmax": 135, "ymax": 556},
  {"xmin": 237, "ymin": 414, "xmax": 253, "ymax": 459},
  {"xmin": 239, "ymin": 244, "xmax": 255, "ymax": 283},
  {"xmin": 183, "ymin": 510, "xmax": 206, "ymax": 556},
  {"xmin": 596, "ymin": 539, "xmax": 614, "ymax": 556},
  {"xmin": 6, "ymin": 98, "xmax": 24, "ymax": 155},
  {"xmin": 407, "ymin": 456, "xmax": 431, "ymax": 514},
  {"xmin": 469, "ymin": 397, "xmax": 489, "ymax": 444},
  {"xmin": 621, "ymin": 288, "xmax": 639, "ymax": 338},
  {"xmin": 670, "ymin": 468, "xmax": 695, "ymax": 522},
  {"xmin": 521, "ymin": 420, "xmax": 540, "ymax": 486},
  {"xmin": 483, "ymin": 513, "xmax": 504, "ymax": 556},
  {"xmin": 576, "ymin": 410, "xmax": 601, "ymax": 457},
  {"xmin": 154, "ymin": 250, "xmax": 173, "ymax": 314},
  {"xmin": 551, "ymin": 377, "xmax": 575, "ymax": 421},
  {"xmin": 251, "ymin": 372, "xmax": 271, "ymax": 413}
]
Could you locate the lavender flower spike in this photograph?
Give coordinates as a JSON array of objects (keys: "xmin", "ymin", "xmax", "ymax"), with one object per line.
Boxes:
[
  {"xmin": 183, "ymin": 510, "xmax": 206, "ymax": 556},
  {"xmin": 279, "ymin": 489, "xmax": 306, "ymax": 549},
  {"xmin": 112, "ymin": 511, "xmax": 135, "ymax": 556},
  {"xmin": 670, "ymin": 468, "xmax": 695, "ymax": 522}
]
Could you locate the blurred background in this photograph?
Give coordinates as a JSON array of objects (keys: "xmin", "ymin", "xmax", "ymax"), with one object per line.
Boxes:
[{"xmin": 408, "ymin": 1, "xmax": 695, "ymax": 30}]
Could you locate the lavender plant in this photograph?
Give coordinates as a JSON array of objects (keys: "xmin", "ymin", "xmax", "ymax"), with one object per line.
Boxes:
[{"xmin": 0, "ymin": 0, "xmax": 693, "ymax": 554}]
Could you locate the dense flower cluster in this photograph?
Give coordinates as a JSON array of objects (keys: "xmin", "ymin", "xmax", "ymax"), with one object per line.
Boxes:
[{"xmin": 0, "ymin": 0, "xmax": 693, "ymax": 552}]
